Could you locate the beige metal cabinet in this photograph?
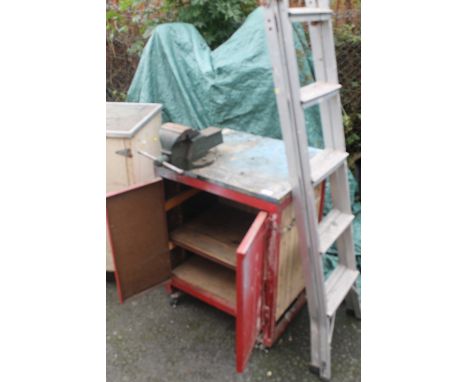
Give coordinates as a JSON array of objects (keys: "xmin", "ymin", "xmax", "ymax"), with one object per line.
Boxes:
[{"xmin": 106, "ymin": 102, "xmax": 163, "ymax": 271}]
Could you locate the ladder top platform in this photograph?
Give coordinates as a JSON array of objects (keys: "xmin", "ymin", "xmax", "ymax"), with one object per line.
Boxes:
[{"xmin": 160, "ymin": 128, "xmax": 321, "ymax": 204}]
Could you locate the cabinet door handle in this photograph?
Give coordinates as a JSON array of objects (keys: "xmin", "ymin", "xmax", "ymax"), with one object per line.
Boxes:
[{"xmin": 137, "ymin": 150, "xmax": 184, "ymax": 175}]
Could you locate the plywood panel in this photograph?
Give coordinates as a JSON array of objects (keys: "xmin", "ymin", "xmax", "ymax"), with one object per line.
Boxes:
[
  {"xmin": 275, "ymin": 183, "xmax": 324, "ymax": 320},
  {"xmin": 107, "ymin": 180, "xmax": 171, "ymax": 302}
]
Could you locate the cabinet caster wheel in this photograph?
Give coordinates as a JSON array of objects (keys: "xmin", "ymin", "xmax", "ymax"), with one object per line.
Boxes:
[
  {"xmin": 170, "ymin": 299, "xmax": 179, "ymax": 308},
  {"xmin": 255, "ymin": 343, "xmax": 269, "ymax": 353},
  {"xmin": 169, "ymin": 291, "xmax": 182, "ymax": 308},
  {"xmin": 259, "ymin": 347, "xmax": 269, "ymax": 354}
]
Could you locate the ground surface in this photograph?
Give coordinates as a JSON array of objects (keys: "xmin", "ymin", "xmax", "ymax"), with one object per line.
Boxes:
[{"xmin": 107, "ymin": 279, "xmax": 360, "ymax": 382}]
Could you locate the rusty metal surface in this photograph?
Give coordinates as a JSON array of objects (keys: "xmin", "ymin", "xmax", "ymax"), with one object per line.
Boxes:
[{"xmin": 183, "ymin": 128, "xmax": 320, "ymax": 204}]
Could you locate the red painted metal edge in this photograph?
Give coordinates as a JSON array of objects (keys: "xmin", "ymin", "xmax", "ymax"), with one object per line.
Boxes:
[
  {"xmin": 237, "ymin": 212, "xmax": 269, "ymax": 256},
  {"xmin": 170, "ymin": 277, "xmax": 237, "ymax": 317},
  {"xmin": 163, "ymin": 280, "xmax": 174, "ymax": 294},
  {"xmin": 236, "ymin": 211, "xmax": 269, "ymax": 373},
  {"xmin": 262, "ymin": 212, "xmax": 282, "ymax": 346},
  {"xmin": 159, "ymin": 169, "xmax": 280, "ymax": 213}
]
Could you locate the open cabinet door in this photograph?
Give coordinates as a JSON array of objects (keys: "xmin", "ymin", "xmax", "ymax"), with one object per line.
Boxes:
[
  {"xmin": 107, "ymin": 179, "xmax": 171, "ymax": 303},
  {"xmin": 236, "ymin": 211, "xmax": 270, "ymax": 373}
]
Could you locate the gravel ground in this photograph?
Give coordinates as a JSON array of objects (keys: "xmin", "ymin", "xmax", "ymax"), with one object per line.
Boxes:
[{"xmin": 107, "ymin": 279, "xmax": 360, "ymax": 382}]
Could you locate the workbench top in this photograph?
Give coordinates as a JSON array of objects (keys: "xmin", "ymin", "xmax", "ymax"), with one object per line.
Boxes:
[{"xmin": 176, "ymin": 128, "xmax": 320, "ymax": 204}]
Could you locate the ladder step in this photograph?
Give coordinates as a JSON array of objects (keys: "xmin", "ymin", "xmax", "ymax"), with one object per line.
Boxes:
[
  {"xmin": 310, "ymin": 149, "xmax": 348, "ymax": 184},
  {"xmin": 318, "ymin": 209, "xmax": 354, "ymax": 254},
  {"xmin": 300, "ymin": 82, "xmax": 341, "ymax": 109},
  {"xmin": 288, "ymin": 7, "xmax": 333, "ymax": 23},
  {"xmin": 325, "ymin": 265, "xmax": 359, "ymax": 317}
]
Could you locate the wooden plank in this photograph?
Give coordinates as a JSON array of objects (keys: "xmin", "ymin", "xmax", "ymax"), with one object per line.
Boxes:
[
  {"xmin": 275, "ymin": 183, "xmax": 324, "ymax": 320},
  {"xmin": 165, "ymin": 188, "xmax": 200, "ymax": 211},
  {"xmin": 170, "ymin": 204, "xmax": 255, "ymax": 269},
  {"xmin": 275, "ymin": 203, "xmax": 303, "ymax": 321},
  {"xmin": 172, "ymin": 256, "xmax": 236, "ymax": 309}
]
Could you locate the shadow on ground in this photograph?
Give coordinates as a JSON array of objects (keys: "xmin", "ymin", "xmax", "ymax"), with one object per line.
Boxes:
[{"xmin": 107, "ymin": 279, "xmax": 360, "ymax": 382}]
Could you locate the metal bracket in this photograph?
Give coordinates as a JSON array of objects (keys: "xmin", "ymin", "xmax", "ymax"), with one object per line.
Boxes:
[{"xmin": 115, "ymin": 148, "xmax": 132, "ymax": 158}]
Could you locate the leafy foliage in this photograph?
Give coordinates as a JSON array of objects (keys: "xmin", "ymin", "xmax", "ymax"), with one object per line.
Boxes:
[
  {"xmin": 163, "ymin": 0, "xmax": 258, "ymax": 48},
  {"xmin": 106, "ymin": 0, "xmax": 164, "ymax": 53},
  {"xmin": 106, "ymin": 0, "xmax": 167, "ymax": 101}
]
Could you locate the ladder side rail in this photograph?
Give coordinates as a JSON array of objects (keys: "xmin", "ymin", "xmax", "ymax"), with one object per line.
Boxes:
[
  {"xmin": 306, "ymin": 0, "xmax": 360, "ymax": 319},
  {"xmin": 306, "ymin": 0, "xmax": 346, "ymax": 151},
  {"xmin": 337, "ymin": 227, "xmax": 361, "ymax": 317},
  {"xmin": 330, "ymin": 165, "xmax": 361, "ymax": 317},
  {"xmin": 317, "ymin": 20, "xmax": 347, "ymax": 150},
  {"xmin": 306, "ymin": 0, "xmax": 337, "ymax": 84},
  {"xmin": 305, "ymin": 2, "xmax": 336, "ymax": 149},
  {"xmin": 305, "ymin": 0, "xmax": 352, "ymax": 216},
  {"xmin": 265, "ymin": 0, "xmax": 330, "ymax": 373}
]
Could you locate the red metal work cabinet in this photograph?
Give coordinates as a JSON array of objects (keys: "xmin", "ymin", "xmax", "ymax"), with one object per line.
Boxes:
[{"xmin": 107, "ymin": 129, "xmax": 324, "ymax": 373}]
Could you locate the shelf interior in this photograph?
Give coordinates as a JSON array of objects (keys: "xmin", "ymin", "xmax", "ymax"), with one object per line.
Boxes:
[
  {"xmin": 170, "ymin": 203, "xmax": 255, "ymax": 269},
  {"xmin": 172, "ymin": 256, "xmax": 236, "ymax": 310}
]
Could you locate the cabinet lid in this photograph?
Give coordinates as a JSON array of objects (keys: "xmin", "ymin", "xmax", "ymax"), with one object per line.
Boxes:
[{"xmin": 106, "ymin": 102, "xmax": 163, "ymax": 139}]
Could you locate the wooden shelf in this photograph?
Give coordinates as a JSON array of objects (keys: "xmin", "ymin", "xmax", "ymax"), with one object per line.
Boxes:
[
  {"xmin": 172, "ymin": 256, "xmax": 236, "ymax": 315},
  {"xmin": 170, "ymin": 204, "xmax": 255, "ymax": 269}
]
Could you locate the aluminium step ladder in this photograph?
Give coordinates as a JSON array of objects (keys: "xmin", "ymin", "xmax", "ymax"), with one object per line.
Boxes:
[{"xmin": 263, "ymin": 1, "xmax": 360, "ymax": 380}]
